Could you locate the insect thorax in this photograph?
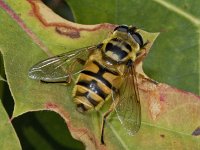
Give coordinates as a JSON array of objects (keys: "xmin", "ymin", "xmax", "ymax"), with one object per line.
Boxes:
[{"xmin": 101, "ymin": 32, "xmax": 140, "ymax": 64}]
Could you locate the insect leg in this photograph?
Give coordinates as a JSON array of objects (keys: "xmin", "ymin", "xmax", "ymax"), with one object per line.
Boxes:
[
  {"xmin": 101, "ymin": 91, "xmax": 120, "ymax": 145},
  {"xmin": 140, "ymin": 75, "xmax": 158, "ymax": 85},
  {"xmin": 101, "ymin": 109, "xmax": 113, "ymax": 145},
  {"xmin": 40, "ymin": 80, "xmax": 67, "ymax": 84},
  {"xmin": 135, "ymin": 49, "xmax": 147, "ymax": 64},
  {"xmin": 135, "ymin": 41, "xmax": 150, "ymax": 64}
]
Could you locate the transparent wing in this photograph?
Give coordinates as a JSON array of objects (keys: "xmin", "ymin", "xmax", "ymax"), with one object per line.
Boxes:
[
  {"xmin": 112, "ymin": 65, "xmax": 141, "ymax": 135},
  {"xmin": 28, "ymin": 45, "xmax": 97, "ymax": 82}
]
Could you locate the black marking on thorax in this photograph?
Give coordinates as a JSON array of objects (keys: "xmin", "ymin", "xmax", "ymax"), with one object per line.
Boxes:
[
  {"xmin": 105, "ymin": 42, "xmax": 128, "ymax": 60},
  {"xmin": 111, "ymin": 38, "xmax": 132, "ymax": 52}
]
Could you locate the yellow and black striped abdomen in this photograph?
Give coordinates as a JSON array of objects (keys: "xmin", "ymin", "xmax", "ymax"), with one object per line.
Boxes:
[{"xmin": 73, "ymin": 60, "xmax": 120, "ymax": 112}]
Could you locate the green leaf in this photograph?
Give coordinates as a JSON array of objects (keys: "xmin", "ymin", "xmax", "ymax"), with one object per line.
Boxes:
[
  {"xmin": 0, "ymin": 100, "xmax": 21, "ymax": 150},
  {"xmin": 12, "ymin": 111, "xmax": 84, "ymax": 150},
  {"xmin": 0, "ymin": 0, "xmax": 200, "ymax": 150}
]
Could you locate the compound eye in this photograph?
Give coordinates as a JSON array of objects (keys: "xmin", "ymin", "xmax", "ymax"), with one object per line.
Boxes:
[
  {"xmin": 131, "ymin": 32, "xmax": 143, "ymax": 47},
  {"xmin": 114, "ymin": 25, "xmax": 129, "ymax": 32}
]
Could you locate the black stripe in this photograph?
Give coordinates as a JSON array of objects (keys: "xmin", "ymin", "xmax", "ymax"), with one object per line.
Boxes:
[
  {"xmin": 111, "ymin": 39, "xmax": 132, "ymax": 52},
  {"xmin": 125, "ymin": 43, "xmax": 132, "ymax": 52},
  {"xmin": 76, "ymin": 91, "xmax": 99, "ymax": 107},
  {"xmin": 105, "ymin": 43, "xmax": 128, "ymax": 60},
  {"xmin": 85, "ymin": 92, "xmax": 99, "ymax": 106},
  {"xmin": 93, "ymin": 61, "xmax": 119, "ymax": 76},
  {"xmin": 77, "ymin": 103, "xmax": 87, "ymax": 111},
  {"xmin": 111, "ymin": 38, "xmax": 121, "ymax": 42},
  {"xmin": 77, "ymin": 80, "xmax": 107, "ymax": 99},
  {"xmin": 112, "ymin": 45, "xmax": 128, "ymax": 59},
  {"xmin": 81, "ymin": 70, "xmax": 112, "ymax": 89}
]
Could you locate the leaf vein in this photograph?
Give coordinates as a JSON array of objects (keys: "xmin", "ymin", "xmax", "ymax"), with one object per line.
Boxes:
[{"xmin": 153, "ymin": 0, "xmax": 200, "ymax": 26}]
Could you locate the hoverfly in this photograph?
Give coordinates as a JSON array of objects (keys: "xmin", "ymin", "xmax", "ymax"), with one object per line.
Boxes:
[{"xmin": 29, "ymin": 25, "xmax": 148, "ymax": 144}]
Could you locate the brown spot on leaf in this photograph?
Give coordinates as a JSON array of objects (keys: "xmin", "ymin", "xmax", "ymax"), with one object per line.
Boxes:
[
  {"xmin": 159, "ymin": 94, "xmax": 165, "ymax": 102},
  {"xmin": 192, "ymin": 127, "xmax": 200, "ymax": 136},
  {"xmin": 160, "ymin": 134, "xmax": 165, "ymax": 138},
  {"xmin": 139, "ymin": 78, "xmax": 163, "ymax": 120},
  {"xmin": 27, "ymin": 0, "xmax": 115, "ymax": 38},
  {"xmin": 45, "ymin": 102, "xmax": 58, "ymax": 109},
  {"xmin": 56, "ymin": 26, "xmax": 80, "ymax": 38},
  {"xmin": 148, "ymin": 91, "xmax": 162, "ymax": 120}
]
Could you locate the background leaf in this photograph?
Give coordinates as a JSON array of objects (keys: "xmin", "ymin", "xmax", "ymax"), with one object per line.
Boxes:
[
  {"xmin": 0, "ymin": 99, "xmax": 21, "ymax": 150},
  {"xmin": 0, "ymin": 0, "xmax": 200, "ymax": 149},
  {"xmin": 12, "ymin": 111, "xmax": 84, "ymax": 150}
]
